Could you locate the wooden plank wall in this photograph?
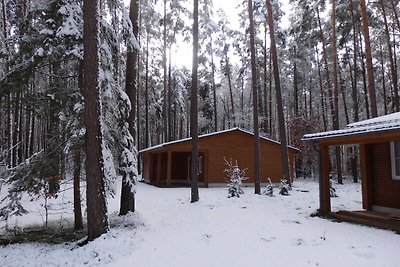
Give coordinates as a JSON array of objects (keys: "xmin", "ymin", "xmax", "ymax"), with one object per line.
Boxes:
[{"xmin": 371, "ymin": 143, "xmax": 400, "ymax": 209}]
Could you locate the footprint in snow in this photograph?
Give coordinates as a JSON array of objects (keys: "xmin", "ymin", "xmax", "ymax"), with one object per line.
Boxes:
[
  {"xmin": 291, "ymin": 238, "xmax": 305, "ymax": 246},
  {"xmin": 350, "ymin": 246, "xmax": 375, "ymax": 259}
]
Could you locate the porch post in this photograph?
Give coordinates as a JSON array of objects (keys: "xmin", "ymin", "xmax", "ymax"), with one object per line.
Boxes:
[
  {"xmin": 320, "ymin": 144, "xmax": 331, "ymax": 213},
  {"xmin": 360, "ymin": 144, "xmax": 372, "ymax": 210},
  {"xmin": 167, "ymin": 151, "xmax": 172, "ymax": 187}
]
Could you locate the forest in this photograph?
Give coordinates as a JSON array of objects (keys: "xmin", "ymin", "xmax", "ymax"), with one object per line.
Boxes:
[{"xmin": 0, "ymin": 0, "xmax": 398, "ymax": 242}]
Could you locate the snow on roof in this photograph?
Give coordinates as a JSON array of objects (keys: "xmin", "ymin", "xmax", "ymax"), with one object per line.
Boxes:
[
  {"xmin": 303, "ymin": 112, "xmax": 400, "ymax": 141},
  {"xmin": 139, "ymin": 128, "xmax": 299, "ymax": 153}
]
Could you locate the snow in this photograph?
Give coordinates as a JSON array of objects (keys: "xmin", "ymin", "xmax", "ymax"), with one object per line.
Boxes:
[
  {"xmin": 303, "ymin": 112, "xmax": 400, "ymax": 141},
  {"xmin": 1, "ymin": 179, "xmax": 399, "ymax": 266},
  {"xmin": 348, "ymin": 112, "xmax": 400, "ymax": 128}
]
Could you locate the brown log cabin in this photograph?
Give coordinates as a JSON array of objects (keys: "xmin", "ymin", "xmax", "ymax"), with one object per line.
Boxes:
[
  {"xmin": 140, "ymin": 128, "xmax": 299, "ymax": 187},
  {"xmin": 303, "ymin": 112, "xmax": 400, "ymax": 232}
]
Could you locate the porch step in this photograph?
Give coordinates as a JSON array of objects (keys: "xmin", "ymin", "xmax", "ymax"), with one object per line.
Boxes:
[{"xmin": 332, "ymin": 210, "xmax": 400, "ymax": 233}]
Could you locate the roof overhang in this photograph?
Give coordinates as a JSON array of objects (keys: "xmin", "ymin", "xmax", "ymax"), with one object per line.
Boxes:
[
  {"xmin": 302, "ymin": 112, "xmax": 400, "ymax": 146},
  {"xmin": 303, "ymin": 128, "xmax": 400, "ymax": 146}
]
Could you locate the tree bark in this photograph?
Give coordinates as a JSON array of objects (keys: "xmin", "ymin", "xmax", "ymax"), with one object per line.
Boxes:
[
  {"xmin": 332, "ymin": 0, "xmax": 342, "ymax": 184},
  {"xmin": 83, "ymin": 0, "xmax": 108, "ymax": 241},
  {"xmin": 145, "ymin": 34, "xmax": 149, "ymax": 148},
  {"xmin": 349, "ymin": 2, "xmax": 359, "ymax": 122},
  {"xmin": 315, "ymin": 47, "xmax": 327, "ymax": 131},
  {"xmin": 190, "ymin": 0, "xmax": 199, "ymax": 203},
  {"xmin": 293, "ymin": 47, "xmax": 299, "ymax": 117},
  {"xmin": 379, "ymin": 41, "xmax": 388, "ymax": 115},
  {"xmin": 248, "ymin": 0, "xmax": 260, "ymax": 194},
  {"xmin": 73, "ymin": 149, "xmax": 83, "ymax": 230},
  {"xmin": 265, "ymin": 0, "xmax": 291, "ymax": 186},
  {"xmin": 211, "ymin": 43, "xmax": 218, "ymax": 132},
  {"xmin": 317, "ymin": 6, "xmax": 335, "ymax": 128},
  {"xmin": 379, "ymin": 0, "xmax": 399, "ymax": 112},
  {"xmin": 360, "ymin": 0, "xmax": 378, "ymax": 117},
  {"xmin": 120, "ymin": 0, "xmax": 138, "ymax": 216},
  {"xmin": 263, "ymin": 24, "xmax": 269, "ymax": 132},
  {"xmin": 358, "ymin": 31, "xmax": 371, "ymax": 119}
]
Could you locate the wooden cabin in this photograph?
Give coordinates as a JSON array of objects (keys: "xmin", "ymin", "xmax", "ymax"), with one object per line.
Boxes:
[
  {"xmin": 303, "ymin": 112, "xmax": 400, "ymax": 232},
  {"xmin": 140, "ymin": 128, "xmax": 299, "ymax": 187}
]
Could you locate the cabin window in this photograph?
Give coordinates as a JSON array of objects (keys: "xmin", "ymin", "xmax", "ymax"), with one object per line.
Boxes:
[{"xmin": 390, "ymin": 141, "xmax": 400, "ymax": 180}]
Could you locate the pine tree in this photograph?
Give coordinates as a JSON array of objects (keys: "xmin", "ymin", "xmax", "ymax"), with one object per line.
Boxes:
[
  {"xmin": 190, "ymin": 0, "xmax": 199, "ymax": 203},
  {"xmin": 83, "ymin": 0, "xmax": 108, "ymax": 242}
]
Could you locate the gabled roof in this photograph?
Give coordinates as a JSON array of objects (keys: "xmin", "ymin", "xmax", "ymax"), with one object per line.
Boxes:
[
  {"xmin": 303, "ymin": 112, "xmax": 400, "ymax": 142},
  {"xmin": 139, "ymin": 128, "xmax": 299, "ymax": 153}
]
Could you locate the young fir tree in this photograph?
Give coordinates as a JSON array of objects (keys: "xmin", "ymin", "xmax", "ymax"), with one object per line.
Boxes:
[
  {"xmin": 279, "ymin": 179, "xmax": 290, "ymax": 196},
  {"xmin": 263, "ymin": 178, "xmax": 274, "ymax": 197},
  {"xmin": 224, "ymin": 158, "xmax": 247, "ymax": 198}
]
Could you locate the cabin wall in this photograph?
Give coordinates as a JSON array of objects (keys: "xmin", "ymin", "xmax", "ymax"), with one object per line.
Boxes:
[
  {"xmin": 141, "ymin": 131, "xmax": 297, "ymax": 186},
  {"xmin": 199, "ymin": 132, "xmax": 292, "ymax": 184},
  {"xmin": 370, "ymin": 142, "xmax": 400, "ymax": 209}
]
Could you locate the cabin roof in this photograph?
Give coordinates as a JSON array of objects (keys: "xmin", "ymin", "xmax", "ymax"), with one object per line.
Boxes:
[
  {"xmin": 139, "ymin": 128, "xmax": 299, "ymax": 153},
  {"xmin": 303, "ymin": 112, "xmax": 400, "ymax": 142}
]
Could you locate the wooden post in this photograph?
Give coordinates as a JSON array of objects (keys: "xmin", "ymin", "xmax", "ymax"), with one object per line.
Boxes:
[
  {"xmin": 360, "ymin": 144, "xmax": 372, "ymax": 210},
  {"xmin": 167, "ymin": 151, "xmax": 172, "ymax": 187},
  {"xmin": 320, "ymin": 144, "xmax": 331, "ymax": 213}
]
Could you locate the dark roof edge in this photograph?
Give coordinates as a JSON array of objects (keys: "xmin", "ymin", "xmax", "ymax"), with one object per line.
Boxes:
[{"xmin": 302, "ymin": 126, "xmax": 400, "ymax": 142}]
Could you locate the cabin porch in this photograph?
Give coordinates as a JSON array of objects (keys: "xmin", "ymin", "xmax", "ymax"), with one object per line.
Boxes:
[{"xmin": 328, "ymin": 210, "xmax": 400, "ymax": 233}]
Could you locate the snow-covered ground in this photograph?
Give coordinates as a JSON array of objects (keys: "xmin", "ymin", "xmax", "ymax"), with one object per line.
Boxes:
[{"xmin": 1, "ymin": 179, "xmax": 399, "ymax": 267}]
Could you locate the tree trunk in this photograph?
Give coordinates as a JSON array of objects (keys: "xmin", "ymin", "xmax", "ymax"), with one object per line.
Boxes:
[
  {"xmin": 162, "ymin": 0, "xmax": 168, "ymax": 142},
  {"xmin": 293, "ymin": 47, "xmax": 299, "ymax": 117},
  {"xmin": 360, "ymin": 0, "xmax": 378, "ymax": 117},
  {"xmin": 379, "ymin": 41, "xmax": 388, "ymax": 115},
  {"xmin": 390, "ymin": 0, "xmax": 400, "ymax": 33},
  {"xmin": 332, "ymin": 0, "xmax": 342, "ymax": 184},
  {"xmin": 12, "ymin": 92, "xmax": 20, "ymax": 167},
  {"xmin": 317, "ymin": 6, "xmax": 335, "ymax": 128},
  {"xmin": 265, "ymin": 0, "xmax": 291, "ymax": 186},
  {"xmin": 83, "ymin": 0, "xmax": 108, "ymax": 242},
  {"xmin": 120, "ymin": 0, "xmax": 138, "ymax": 215},
  {"xmin": 211, "ymin": 42, "xmax": 218, "ymax": 132},
  {"xmin": 379, "ymin": 0, "xmax": 399, "ymax": 112},
  {"xmin": 73, "ymin": 149, "xmax": 83, "ymax": 231},
  {"xmin": 268, "ymin": 51, "xmax": 273, "ymax": 137},
  {"xmin": 358, "ymin": 32, "xmax": 371, "ymax": 119},
  {"xmin": 248, "ymin": 0, "xmax": 260, "ymax": 194},
  {"xmin": 349, "ymin": 2, "xmax": 359, "ymax": 122},
  {"xmin": 263, "ymin": 24, "xmax": 269, "ymax": 132},
  {"xmin": 315, "ymin": 47, "xmax": 327, "ymax": 131},
  {"xmin": 225, "ymin": 52, "xmax": 235, "ymax": 127},
  {"xmin": 168, "ymin": 48, "xmax": 172, "ymax": 141},
  {"xmin": 145, "ymin": 34, "xmax": 149, "ymax": 148},
  {"xmin": 190, "ymin": 0, "xmax": 199, "ymax": 203}
]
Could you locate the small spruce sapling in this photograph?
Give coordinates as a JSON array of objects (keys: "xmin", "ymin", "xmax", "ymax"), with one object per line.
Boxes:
[
  {"xmin": 263, "ymin": 178, "xmax": 274, "ymax": 196},
  {"xmin": 279, "ymin": 179, "xmax": 290, "ymax": 196},
  {"xmin": 224, "ymin": 158, "xmax": 247, "ymax": 198}
]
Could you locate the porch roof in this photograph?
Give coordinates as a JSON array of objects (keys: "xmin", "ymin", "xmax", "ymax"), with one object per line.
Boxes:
[{"xmin": 302, "ymin": 112, "xmax": 400, "ymax": 144}]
